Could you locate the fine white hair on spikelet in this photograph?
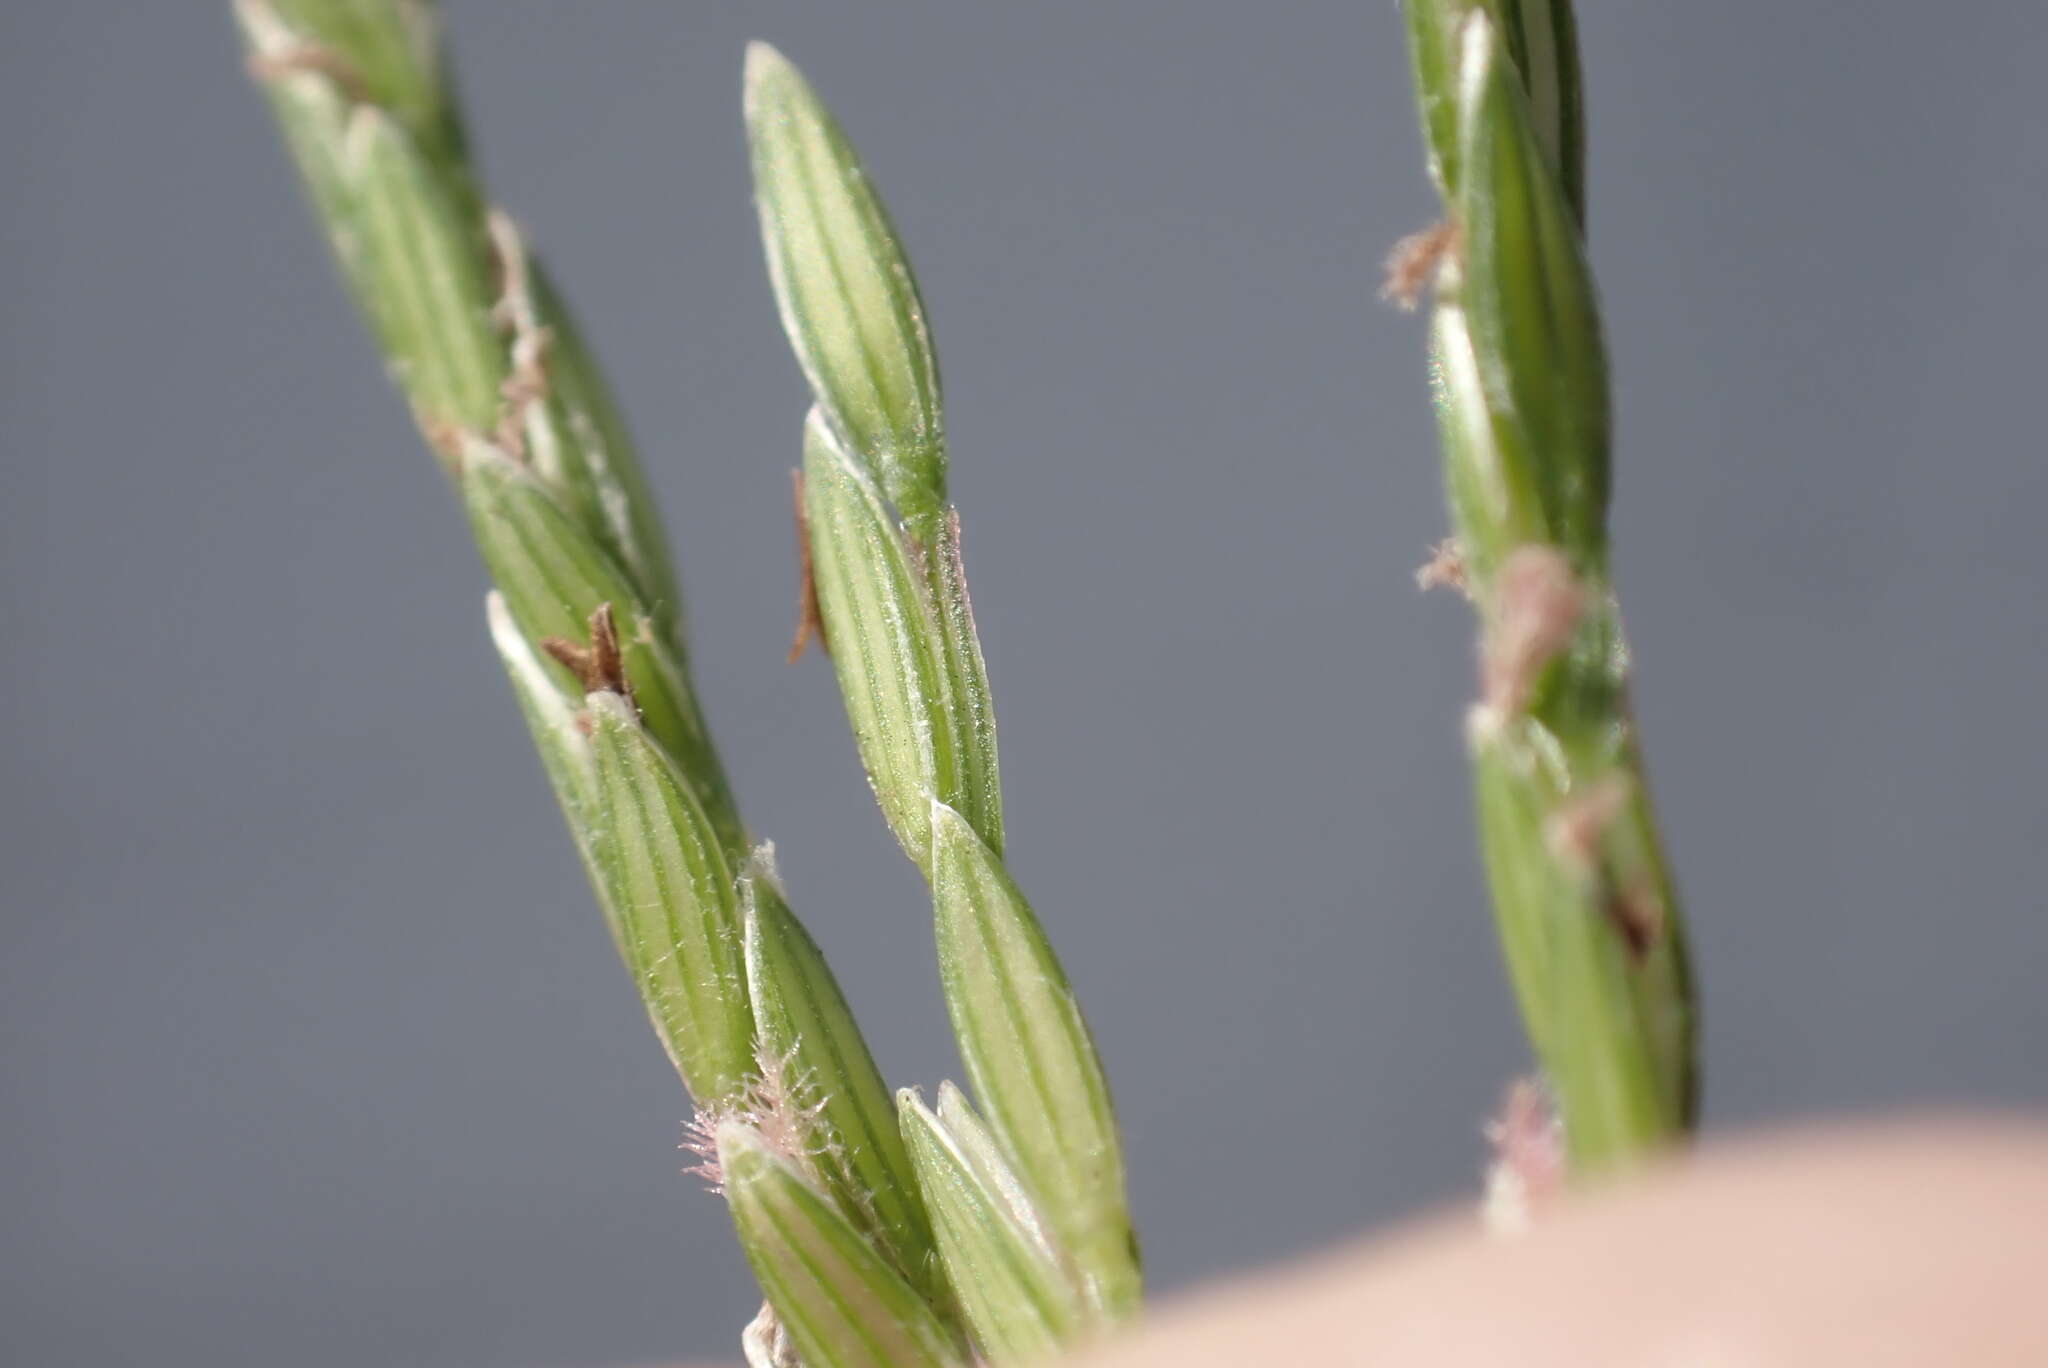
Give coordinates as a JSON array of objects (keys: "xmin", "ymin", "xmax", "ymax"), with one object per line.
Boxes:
[{"xmin": 682, "ymin": 1039, "xmax": 830, "ymax": 1194}]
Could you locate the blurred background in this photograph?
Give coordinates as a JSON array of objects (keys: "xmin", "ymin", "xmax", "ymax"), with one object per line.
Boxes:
[{"xmin": 4, "ymin": 3, "xmax": 2045, "ymax": 1364}]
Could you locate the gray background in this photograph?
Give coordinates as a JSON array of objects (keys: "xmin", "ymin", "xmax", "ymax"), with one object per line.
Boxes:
[{"xmin": 5, "ymin": 3, "xmax": 2045, "ymax": 1364}]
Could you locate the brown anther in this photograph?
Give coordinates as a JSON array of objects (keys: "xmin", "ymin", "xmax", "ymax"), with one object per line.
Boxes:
[
  {"xmin": 420, "ymin": 413, "xmax": 467, "ymax": 471},
  {"xmin": 486, "ymin": 210, "xmax": 553, "ymax": 460},
  {"xmin": 1542, "ymin": 775, "xmax": 1662, "ymax": 961},
  {"xmin": 589, "ymin": 603, "xmax": 625, "ymax": 693},
  {"xmin": 1415, "ymin": 537, "xmax": 1470, "ymax": 595},
  {"xmin": 246, "ymin": 44, "xmax": 371, "ymax": 103},
  {"xmin": 492, "ymin": 355, "xmax": 549, "ymax": 460},
  {"xmin": 1605, "ymin": 878, "xmax": 1665, "ymax": 962},
  {"xmin": 1481, "ymin": 545, "xmax": 1586, "ymax": 715},
  {"xmin": 1380, "ymin": 220, "xmax": 1461, "ymax": 311},
  {"xmin": 542, "ymin": 602, "xmax": 631, "ymax": 698},
  {"xmin": 1544, "ymin": 774, "xmax": 1633, "ymax": 873},
  {"xmin": 787, "ymin": 470, "xmax": 827, "ymax": 662},
  {"xmin": 1482, "ymin": 1078, "xmax": 1566, "ymax": 1235}
]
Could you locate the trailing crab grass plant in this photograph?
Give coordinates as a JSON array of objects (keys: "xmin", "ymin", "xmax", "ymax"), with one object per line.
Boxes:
[{"xmin": 239, "ymin": 0, "xmax": 1693, "ymax": 1358}]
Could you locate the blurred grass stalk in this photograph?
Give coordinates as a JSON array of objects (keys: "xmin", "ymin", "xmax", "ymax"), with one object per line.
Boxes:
[{"xmin": 1398, "ymin": 0, "xmax": 1698, "ymax": 1170}]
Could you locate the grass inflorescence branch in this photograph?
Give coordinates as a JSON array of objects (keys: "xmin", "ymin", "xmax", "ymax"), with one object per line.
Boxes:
[
  {"xmin": 745, "ymin": 39, "xmax": 1144, "ymax": 1333},
  {"xmin": 244, "ymin": 4, "xmax": 1144, "ymax": 1361},
  {"xmin": 1396, "ymin": 0, "xmax": 1697, "ymax": 1170}
]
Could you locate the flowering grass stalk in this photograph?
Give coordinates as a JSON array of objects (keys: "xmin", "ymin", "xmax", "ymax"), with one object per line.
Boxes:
[
  {"xmin": 239, "ymin": 0, "xmax": 749, "ymax": 1096},
  {"xmin": 237, "ymin": 1, "xmax": 955, "ymax": 1357},
  {"xmin": 1396, "ymin": 0, "xmax": 1698, "ymax": 1170},
  {"xmin": 242, "ymin": 3, "xmax": 1138, "ymax": 1360},
  {"xmin": 744, "ymin": 40, "xmax": 1143, "ymax": 1336}
]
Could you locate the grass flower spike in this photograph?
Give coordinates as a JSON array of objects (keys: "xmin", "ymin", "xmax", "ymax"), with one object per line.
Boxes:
[
  {"xmin": 1397, "ymin": 0, "xmax": 1697, "ymax": 1169},
  {"xmin": 241, "ymin": 4, "xmax": 953, "ymax": 1357},
  {"xmin": 719, "ymin": 1121, "xmax": 965, "ymax": 1368},
  {"xmin": 898, "ymin": 1084, "xmax": 1097, "ymax": 1361},
  {"xmin": 239, "ymin": 0, "xmax": 749, "ymax": 1097},
  {"xmin": 746, "ymin": 41, "xmax": 1143, "ymax": 1329}
]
